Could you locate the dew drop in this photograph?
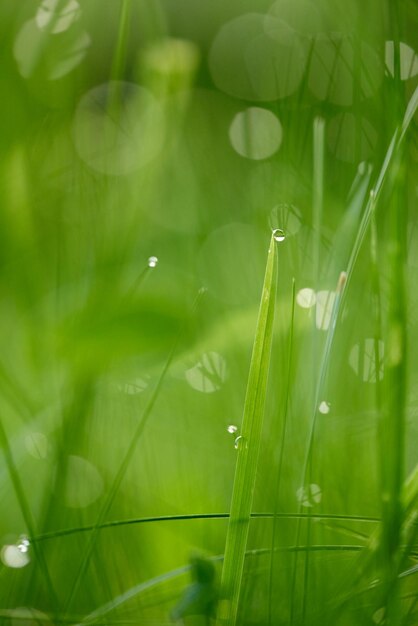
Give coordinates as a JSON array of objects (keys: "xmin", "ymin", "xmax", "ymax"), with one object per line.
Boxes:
[
  {"xmin": 18, "ymin": 536, "xmax": 30, "ymax": 553},
  {"xmin": 272, "ymin": 228, "xmax": 286, "ymax": 242},
  {"xmin": 148, "ymin": 256, "xmax": 158, "ymax": 268},
  {"xmin": 234, "ymin": 435, "xmax": 247, "ymax": 450},
  {"xmin": 1, "ymin": 542, "xmax": 30, "ymax": 568},
  {"xmin": 318, "ymin": 400, "xmax": 330, "ymax": 414},
  {"xmin": 227, "ymin": 424, "xmax": 238, "ymax": 434}
]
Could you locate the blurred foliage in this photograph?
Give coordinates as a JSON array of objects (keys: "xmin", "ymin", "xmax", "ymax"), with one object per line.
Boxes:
[{"xmin": 0, "ymin": 0, "xmax": 417, "ymax": 625}]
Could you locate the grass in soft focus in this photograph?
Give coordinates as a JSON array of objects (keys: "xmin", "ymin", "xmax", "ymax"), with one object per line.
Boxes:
[{"xmin": 0, "ymin": 0, "xmax": 418, "ymax": 625}]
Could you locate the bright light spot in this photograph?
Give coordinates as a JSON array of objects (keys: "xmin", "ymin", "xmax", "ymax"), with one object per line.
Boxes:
[
  {"xmin": 327, "ymin": 112, "xmax": 378, "ymax": 163},
  {"xmin": 296, "ymin": 483, "xmax": 322, "ymax": 507},
  {"xmin": 185, "ymin": 352, "xmax": 227, "ymax": 393},
  {"xmin": 25, "ymin": 432, "xmax": 48, "ymax": 459},
  {"xmin": 17, "ymin": 537, "xmax": 30, "ymax": 554},
  {"xmin": 1, "ymin": 545, "xmax": 30, "ymax": 569},
  {"xmin": 234, "ymin": 435, "xmax": 247, "ymax": 450},
  {"xmin": 272, "ymin": 228, "xmax": 286, "ymax": 242},
  {"xmin": 64, "ymin": 456, "xmax": 104, "ymax": 508},
  {"xmin": 319, "ymin": 401, "xmax": 330, "ymax": 414},
  {"xmin": 385, "ymin": 41, "xmax": 418, "ymax": 80},
  {"xmin": 13, "ymin": 19, "xmax": 90, "ymax": 81},
  {"xmin": 269, "ymin": 203, "xmax": 302, "ymax": 237},
  {"xmin": 349, "ymin": 339, "xmax": 384, "ymax": 383},
  {"xmin": 229, "ymin": 108, "xmax": 282, "ymax": 160},
  {"xmin": 227, "ymin": 424, "xmax": 238, "ymax": 434},
  {"xmin": 309, "ymin": 35, "xmax": 383, "ymax": 106},
  {"xmin": 148, "ymin": 256, "xmax": 158, "ymax": 268},
  {"xmin": 209, "ymin": 13, "xmax": 307, "ymax": 101},
  {"xmin": 36, "ymin": 0, "xmax": 81, "ymax": 34},
  {"xmin": 316, "ymin": 290, "xmax": 336, "ymax": 330},
  {"xmin": 296, "ymin": 288, "xmax": 316, "ymax": 309},
  {"xmin": 73, "ymin": 82, "xmax": 164, "ymax": 176}
]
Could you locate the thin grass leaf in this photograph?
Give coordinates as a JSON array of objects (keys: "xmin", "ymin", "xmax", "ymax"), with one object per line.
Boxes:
[
  {"xmin": 216, "ymin": 232, "xmax": 278, "ymax": 626},
  {"xmin": 268, "ymin": 279, "xmax": 296, "ymax": 625},
  {"xmin": 30, "ymin": 511, "xmax": 379, "ymax": 543}
]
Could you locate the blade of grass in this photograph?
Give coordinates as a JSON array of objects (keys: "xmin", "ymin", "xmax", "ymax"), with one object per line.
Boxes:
[
  {"xmin": 289, "ymin": 116, "xmax": 326, "ymax": 626},
  {"xmin": 216, "ymin": 232, "xmax": 278, "ymax": 626},
  {"xmin": 314, "ymin": 87, "xmax": 417, "ymax": 624},
  {"xmin": 268, "ymin": 278, "xmax": 296, "ymax": 625},
  {"xmin": 30, "ymin": 511, "xmax": 379, "ymax": 543}
]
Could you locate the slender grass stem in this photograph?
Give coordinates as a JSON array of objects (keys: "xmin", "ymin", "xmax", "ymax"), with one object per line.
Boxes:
[
  {"xmin": 268, "ymin": 278, "xmax": 296, "ymax": 625},
  {"xmin": 216, "ymin": 233, "xmax": 278, "ymax": 626}
]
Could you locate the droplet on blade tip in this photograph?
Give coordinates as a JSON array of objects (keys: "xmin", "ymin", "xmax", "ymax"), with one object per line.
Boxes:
[{"xmin": 272, "ymin": 228, "xmax": 285, "ymax": 242}]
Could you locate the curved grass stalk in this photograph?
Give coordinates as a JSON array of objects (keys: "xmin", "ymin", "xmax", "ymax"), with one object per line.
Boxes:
[
  {"xmin": 31, "ymin": 511, "xmax": 379, "ymax": 543},
  {"xmin": 216, "ymin": 232, "xmax": 278, "ymax": 626}
]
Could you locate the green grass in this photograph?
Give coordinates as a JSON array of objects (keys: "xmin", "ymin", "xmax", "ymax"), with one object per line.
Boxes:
[
  {"xmin": 0, "ymin": 1, "xmax": 418, "ymax": 625},
  {"xmin": 217, "ymin": 232, "xmax": 277, "ymax": 626}
]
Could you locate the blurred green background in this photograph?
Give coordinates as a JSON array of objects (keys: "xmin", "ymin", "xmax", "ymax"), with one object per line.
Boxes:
[{"xmin": 0, "ymin": 0, "xmax": 417, "ymax": 624}]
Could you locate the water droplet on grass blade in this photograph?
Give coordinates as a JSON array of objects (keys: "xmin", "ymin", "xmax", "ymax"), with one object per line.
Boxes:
[
  {"xmin": 1, "ymin": 543, "xmax": 30, "ymax": 568},
  {"xmin": 234, "ymin": 435, "xmax": 247, "ymax": 450},
  {"xmin": 272, "ymin": 228, "xmax": 285, "ymax": 242},
  {"xmin": 18, "ymin": 536, "xmax": 30, "ymax": 553},
  {"xmin": 148, "ymin": 256, "xmax": 158, "ymax": 268},
  {"xmin": 319, "ymin": 401, "xmax": 330, "ymax": 414}
]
